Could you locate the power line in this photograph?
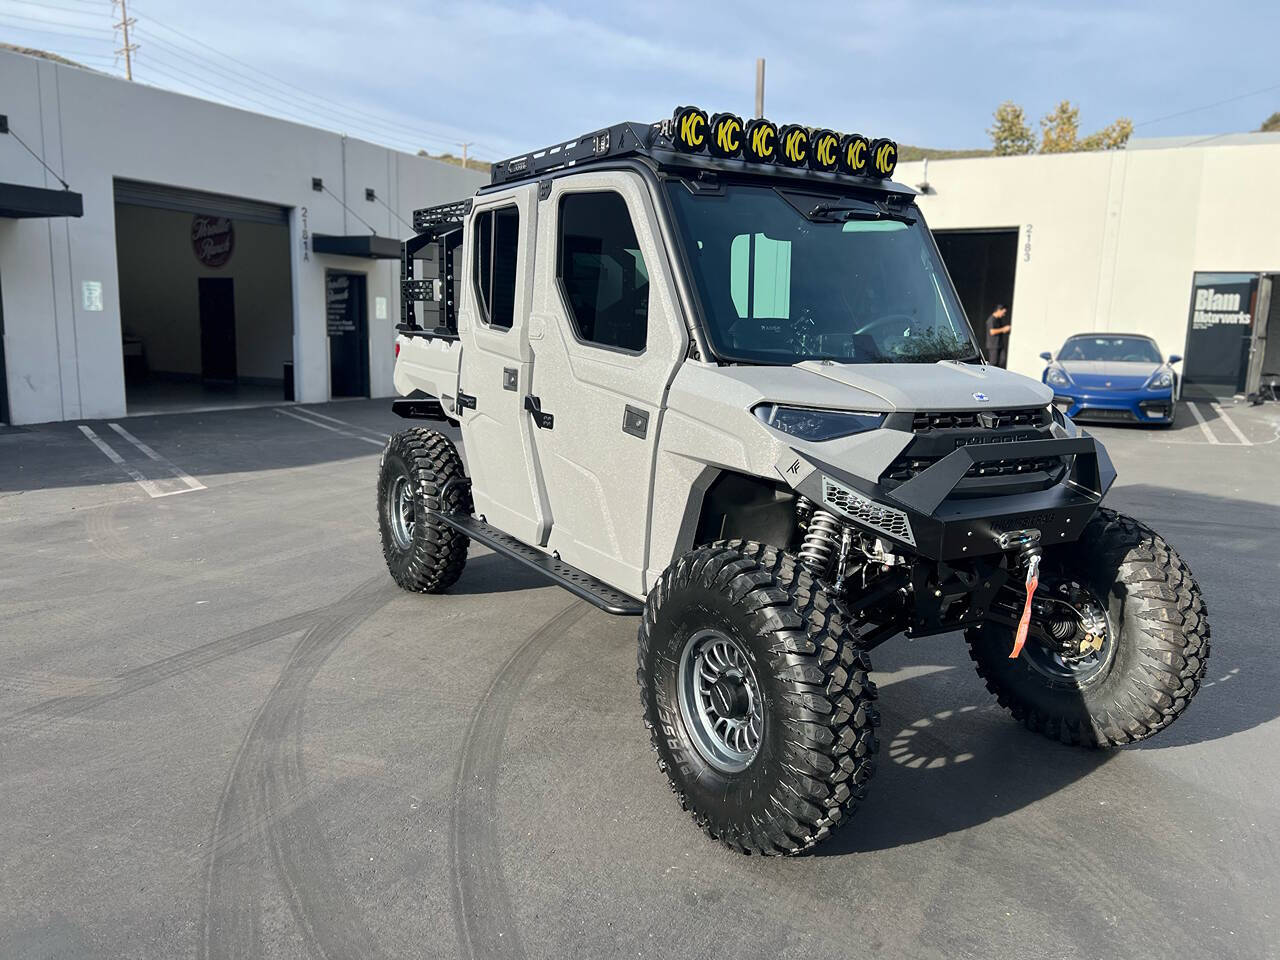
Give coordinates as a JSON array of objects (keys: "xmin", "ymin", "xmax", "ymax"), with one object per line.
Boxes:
[
  {"xmin": 1134, "ymin": 80, "xmax": 1280, "ymax": 128},
  {"xmin": 127, "ymin": 3, "xmax": 497, "ymax": 153},
  {"xmin": 4, "ymin": 3, "xmax": 501, "ymax": 158}
]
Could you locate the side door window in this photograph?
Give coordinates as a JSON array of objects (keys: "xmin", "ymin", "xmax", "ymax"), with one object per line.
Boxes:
[
  {"xmin": 556, "ymin": 192, "xmax": 650, "ymax": 352},
  {"xmin": 473, "ymin": 206, "xmax": 520, "ymax": 329}
]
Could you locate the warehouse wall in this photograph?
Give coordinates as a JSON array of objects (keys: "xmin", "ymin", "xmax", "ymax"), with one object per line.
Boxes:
[
  {"xmin": 897, "ymin": 138, "xmax": 1280, "ymax": 379},
  {"xmin": 0, "ymin": 46, "xmax": 486, "ymax": 424}
]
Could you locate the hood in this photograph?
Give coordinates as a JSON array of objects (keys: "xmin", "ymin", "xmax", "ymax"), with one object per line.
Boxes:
[
  {"xmin": 793, "ymin": 359, "xmax": 1052, "ymax": 410},
  {"xmin": 1057, "ymin": 360, "xmax": 1158, "ymax": 390}
]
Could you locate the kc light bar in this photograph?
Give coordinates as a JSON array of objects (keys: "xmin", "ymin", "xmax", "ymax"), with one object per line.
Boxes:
[
  {"xmin": 669, "ymin": 106, "xmax": 895, "ymax": 179},
  {"xmin": 487, "ymin": 106, "xmax": 902, "ymax": 188}
]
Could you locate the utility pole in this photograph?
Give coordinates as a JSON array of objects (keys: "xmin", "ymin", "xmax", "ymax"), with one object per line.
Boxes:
[
  {"xmin": 754, "ymin": 58, "xmax": 765, "ymax": 118},
  {"xmin": 113, "ymin": 0, "xmax": 138, "ymax": 81},
  {"xmin": 459, "ymin": 142, "xmax": 472, "ymax": 169}
]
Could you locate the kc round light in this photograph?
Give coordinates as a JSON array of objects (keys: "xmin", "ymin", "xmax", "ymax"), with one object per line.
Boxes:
[
  {"xmin": 708, "ymin": 112, "xmax": 744, "ymax": 159},
  {"xmin": 837, "ymin": 133, "xmax": 869, "ymax": 175},
  {"xmin": 672, "ymin": 105, "xmax": 709, "ymax": 153},
  {"xmin": 809, "ymin": 129, "xmax": 839, "ymax": 172},
  {"xmin": 778, "ymin": 124, "xmax": 810, "ymax": 168},
  {"xmin": 743, "ymin": 118, "xmax": 778, "ymax": 162},
  {"xmin": 869, "ymin": 137, "xmax": 898, "ymax": 179}
]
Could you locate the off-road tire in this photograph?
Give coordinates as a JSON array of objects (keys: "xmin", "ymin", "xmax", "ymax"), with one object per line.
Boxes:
[
  {"xmin": 637, "ymin": 540, "xmax": 880, "ymax": 855},
  {"xmin": 967, "ymin": 507, "xmax": 1209, "ymax": 747},
  {"xmin": 377, "ymin": 428, "xmax": 470, "ymax": 593}
]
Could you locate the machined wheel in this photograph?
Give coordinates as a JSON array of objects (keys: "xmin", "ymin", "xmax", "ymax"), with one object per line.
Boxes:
[
  {"xmin": 967, "ymin": 508, "xmax": 1210, "ymax": 747},
  {"xmin": 377, "ymin": 428, "xmax": 470, "ymax": 593},
  {"xmin": 638, "ymin": 540, "xmax": 880, "ymax": 856}
]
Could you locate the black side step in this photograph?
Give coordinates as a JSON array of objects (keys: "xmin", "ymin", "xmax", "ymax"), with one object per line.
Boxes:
[{"xmin": 432, "ymin": 512, "xmax": 644, "ymax": 616}]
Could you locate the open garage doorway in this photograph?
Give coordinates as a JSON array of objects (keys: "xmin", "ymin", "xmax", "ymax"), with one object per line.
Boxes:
[
  {"xmin": 933, "ymin": 229, "xmax": 1019, "ymax": 348},
  {"xmin": 114, "ymin": 180, "xmax": 293, "ymax": 415}
]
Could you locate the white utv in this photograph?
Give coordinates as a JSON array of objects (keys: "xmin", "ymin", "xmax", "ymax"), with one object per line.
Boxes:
[{"xmin": 377, "ymin": 108, "xmax": 1210, "ymax": 855}]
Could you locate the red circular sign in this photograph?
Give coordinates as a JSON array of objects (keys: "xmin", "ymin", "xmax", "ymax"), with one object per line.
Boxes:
[{"xmin": 191, "ymin": 215, "xmax": 235, "ymax": 268}]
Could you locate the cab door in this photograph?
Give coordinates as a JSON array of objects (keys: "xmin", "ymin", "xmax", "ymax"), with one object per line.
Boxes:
[
  {"xmin": 457, "ymin": 186, "xmax": 547, "ymax": 544},
  {"xmin": 526, "ymin": 172, "xmax": 688, "ymax": 596}
]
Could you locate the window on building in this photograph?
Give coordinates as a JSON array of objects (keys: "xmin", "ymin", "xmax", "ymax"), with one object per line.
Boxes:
[
  {"xmin": 473, "ymin": 206, "xmax": 519, "ymax": 329},
  {"xmin": 557, "ymin": 192, "xmax": 649, "ymax": 352}
]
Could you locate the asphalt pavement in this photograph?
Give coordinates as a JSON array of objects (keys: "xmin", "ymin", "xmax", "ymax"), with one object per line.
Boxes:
[{"xmin": 1, "ymin": 397, "xmax": 1278, "ymax": 960}]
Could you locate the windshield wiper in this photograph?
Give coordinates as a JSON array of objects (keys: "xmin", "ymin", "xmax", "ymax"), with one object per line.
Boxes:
[{"xmin": 807, "ymin": 199, "xmax": 917, "ymax": 225}]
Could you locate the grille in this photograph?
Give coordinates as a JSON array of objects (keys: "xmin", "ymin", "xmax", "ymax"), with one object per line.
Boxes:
[
  {"xmin": 884, "ymin": 455, "xmax": 1064, "ymax": 485},
  {"xmin": 911, "ymin": 407, "xmax": 1047, "ymax": 432},
  {"xmin": 1078, "ymin": 407, "xmax": 1136, "ymax": 422},
  {"xmin": 821, "ymin": 476, "xmax": 916, "ymax": 547}
]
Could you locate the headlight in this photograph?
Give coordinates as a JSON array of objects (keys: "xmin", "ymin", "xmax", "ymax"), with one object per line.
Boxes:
[
  {"xmin": 753, "ymin": 404, "xmax": 886, "ymax": 441},
  {"xmin": 1046, "ymin": 366, "xmax": 1072, "ymax": 388},
  {"xmin": 1146, "ymin": 368, "xmax": 1174, "ymax": 390}
]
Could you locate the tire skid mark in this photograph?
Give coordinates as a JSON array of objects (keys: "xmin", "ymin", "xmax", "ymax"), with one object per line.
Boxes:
[
  {"xmin": 200, "ymin": 581, "xmax": 394, "ymax": 960},
  {"xmin": 450, "ymin": 600, "xmax": 591, "ymax": 960},
  {"xmin": 1, "ymin": 576, "xmax": 387, "ymax": 734}
]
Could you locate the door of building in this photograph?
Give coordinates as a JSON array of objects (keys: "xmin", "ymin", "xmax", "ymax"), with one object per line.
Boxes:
[
  {"xmin": 198, "ymin": 277, "xmax": 237, "ymax": 384},
  {"xmin": 326, "ymin": 271, "xmax": 369, "ymax": 398},
  {"xmin": 1183, "ymin": 272, "xmax": 1259, "ymax": 399}
]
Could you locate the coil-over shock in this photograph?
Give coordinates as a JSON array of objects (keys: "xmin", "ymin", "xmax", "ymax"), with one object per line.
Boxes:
[{"xmin": 796, "ymin": 496, "xmax": 842, "ymax": 576}]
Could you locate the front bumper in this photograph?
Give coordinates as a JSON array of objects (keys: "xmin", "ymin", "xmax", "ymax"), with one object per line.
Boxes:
[
  {"xmin": 1051, "ymin": 388, "xmax": 1174, "ymax": 424},
  {"xmin": 797, "ymin": 433, "xmax": 1116, "ymax": 563}
]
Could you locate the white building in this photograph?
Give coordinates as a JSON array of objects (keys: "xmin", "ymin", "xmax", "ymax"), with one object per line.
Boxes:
[
  {"xmin": 3, "ymin": 41, "xmax": 1278, "ymax": 425},
  {"xmin": 897, "ymin": 135, "xmax": 1280, "ymax": 397},
  {"xmin": 0, "ymin": 45, "xmax": 485, "ymax": 426}
]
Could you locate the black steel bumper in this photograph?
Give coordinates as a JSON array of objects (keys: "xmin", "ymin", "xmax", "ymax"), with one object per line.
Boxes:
[{"xmin": 801, "ymin": 434, "xmax": 1115, "ymax": 561}]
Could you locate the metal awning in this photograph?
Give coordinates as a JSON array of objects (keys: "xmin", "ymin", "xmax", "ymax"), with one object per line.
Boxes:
[
  {"xmin": 311, "ymin": 233, "xmax": 401, "ymax": 259},
  {"xmin": 0, "ymin": 182, "xmax": 83, "ymax": 219}
]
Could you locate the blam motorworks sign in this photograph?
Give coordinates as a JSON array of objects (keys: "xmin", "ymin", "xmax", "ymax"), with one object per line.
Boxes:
[{"xmin": 191, "ymin": 215, "xmax": 235, "ymax": 268}]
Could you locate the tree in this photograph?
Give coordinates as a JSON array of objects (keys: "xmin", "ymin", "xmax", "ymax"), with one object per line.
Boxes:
[
  {"xmin": 1260, "ymin": 111, "xmax": 1280, "ymax": 133},
  {"xmin": 1039, "ymin": 100, "xmax": 1081, "ymax": 153},
  {"xmin": 987, "ymin": 101, "xmax": 1036, "ymax": 156},
  {"xmin": 1079, "ymin": 117, "xmax": 1134, "ymax": 151}
]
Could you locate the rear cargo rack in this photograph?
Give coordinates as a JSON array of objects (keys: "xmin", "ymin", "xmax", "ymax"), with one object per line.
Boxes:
[{"xmin": 399, "ymin": 198, "xmax": 473, "ymax": 338}]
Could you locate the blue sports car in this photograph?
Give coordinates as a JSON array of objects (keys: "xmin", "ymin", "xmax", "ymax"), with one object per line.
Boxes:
[{"xmin": 1040, "ymin": 334, "xmax": 1180, "ymax": 426}]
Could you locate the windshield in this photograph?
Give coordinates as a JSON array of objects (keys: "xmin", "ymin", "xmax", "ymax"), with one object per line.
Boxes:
[
  {"xmin": 665, "ymin": 181, "xmax": 978, "ymax": 365},
  {"xmin": 1059, "ymin": 336, "xmax": 1162, "ymax": 364}
]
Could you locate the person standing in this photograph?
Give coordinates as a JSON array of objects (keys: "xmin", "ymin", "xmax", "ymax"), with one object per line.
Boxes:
[{"xmin": 985, "ymin": 304, "xmax": 1011, "ymax": 368}]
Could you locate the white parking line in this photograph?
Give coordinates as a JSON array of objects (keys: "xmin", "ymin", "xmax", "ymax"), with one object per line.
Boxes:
[
  {"xmin": 292, "ymin": 407, "xmax": 387, "ymax": 440},
  {"xmin": 278, "ymin": 407, "xmax": 383, "ymax": 446},
  {"xmin": 108, "ymin": 423, "xmax": 207, "ymax": 491},
  {"xmin": 78, "ymin": 426, "xmax": 200, "ymax": 498},
  {"xmin": 1185, "ymin": 402, "xmax": 1220, "ymax": 444},
  {"xmin": 1210, "ymin": 403, "xmax": 1252, "ymax": 446}
]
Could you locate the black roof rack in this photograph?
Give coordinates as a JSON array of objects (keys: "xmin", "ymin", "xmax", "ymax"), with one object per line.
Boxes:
[
  {"xmin": 485, "ymin": 119, "xmax": 912, "ymax": 195},
  {"xmin": 411, "ymin": 197, "xmax": 472, "ymax": 236}
]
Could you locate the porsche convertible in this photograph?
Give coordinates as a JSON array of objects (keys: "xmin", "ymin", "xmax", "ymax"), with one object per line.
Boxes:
[{"xmin": 1041, "ymin": 333, "xmax": 1180, "ymax": 426}]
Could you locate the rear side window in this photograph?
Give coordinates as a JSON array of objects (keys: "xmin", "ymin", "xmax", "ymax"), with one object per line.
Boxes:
[
  {"xmin": 557, "ymin": 192, "xmax": 649, "ymax": 352},
  {"xmin": 473, "ymin": 206, "xmax": 519, "ymax": 329}
]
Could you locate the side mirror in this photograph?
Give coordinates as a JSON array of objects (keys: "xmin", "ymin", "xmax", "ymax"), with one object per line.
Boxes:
[
  {"xmin": 1039, "ymin": 351, "xmax": 1053, "ymax": 362},
  {"xmin": 1167, "ymin": 354, "xmax": 1182, "ymax": 364}
]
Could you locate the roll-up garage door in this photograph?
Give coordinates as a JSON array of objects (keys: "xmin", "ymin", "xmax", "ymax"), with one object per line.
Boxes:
[{"xmin": 113, "ymin": 179, "xmax": 288, "ymax": 225}]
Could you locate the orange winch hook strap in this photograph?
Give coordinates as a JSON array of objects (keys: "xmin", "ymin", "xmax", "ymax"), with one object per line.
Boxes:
[{"xmin": 1009, "ymin": 552, "xmax": 1042, "ymax": 659}]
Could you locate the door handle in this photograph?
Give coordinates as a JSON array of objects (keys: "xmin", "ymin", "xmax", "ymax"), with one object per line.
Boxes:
[{"xmin": 524, "ymin": 395, "xmax": 554, "ymax": 429}]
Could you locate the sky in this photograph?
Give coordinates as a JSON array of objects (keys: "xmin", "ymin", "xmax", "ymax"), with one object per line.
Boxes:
[{"xmin": 4, "ymin": 0, "xmax": 1280, "ymax": 162}]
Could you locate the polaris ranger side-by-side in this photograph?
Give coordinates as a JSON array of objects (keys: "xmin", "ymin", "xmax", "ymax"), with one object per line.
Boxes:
[{"xmin": 377, "ymin": 107, "xmax": 1209, "ymax": 855}]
